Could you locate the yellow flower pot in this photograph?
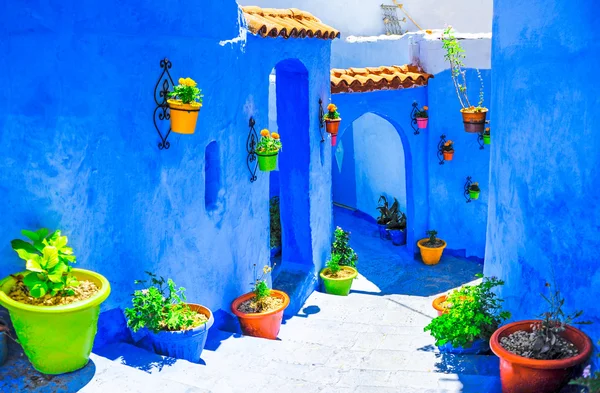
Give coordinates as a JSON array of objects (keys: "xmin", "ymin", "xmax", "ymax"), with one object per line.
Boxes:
[
  {"xmin": 417, "ymin": 238, "xmax": 447, "ymax": 265},
  {"xmin": 167, "ymin": 100, "xmax": 201, "ymax": 135}
]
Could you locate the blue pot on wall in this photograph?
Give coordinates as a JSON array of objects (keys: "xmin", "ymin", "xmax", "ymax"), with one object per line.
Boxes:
[
  {"xmin": 438, "ymin": 338, "xmax": 490, "ymax": 355},
  {"xmin": 389, "ymin": 229, "xmax": 407, "ymax": 246}
]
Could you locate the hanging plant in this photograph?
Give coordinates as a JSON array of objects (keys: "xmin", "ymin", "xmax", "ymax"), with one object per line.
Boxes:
[
  {"xmin": 323, "ymin": 103, "xmax": 342, "ymax": 146},
  {"xmin": 256, "ymin": 129, "xmax": 282, "ymax": 172},
  {"xmin": 442, "ymin": 140, "xmax": 454, "ymax": 161},
  {"xmin": 415, "ymin": 105, "xmax": 429, "ymax": 129},
  {"xmin": 442, "ymin": 27, "xmax": 487, "ymax": 133},
  {"xmin": 167, "ymin": 77, "xmax": 203, "ymax": 134}
]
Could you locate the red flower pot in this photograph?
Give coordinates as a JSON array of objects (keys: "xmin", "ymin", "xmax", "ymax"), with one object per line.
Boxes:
[
  {"xmin": 231, "ymin": 290, "xmax": 289, "ymax": 340},
  {"xmin": 490, "ymin": 320, "xmax": 592, "ymax": 393},
  {"xmin": 443, "ymin": 151, "xmax": 454, "ymax": 161},
  {"xmin": 416, "ymin": 117, "xmax": 428, "ymax": 129},
  {"xmin": 432, "ymin": 295, "xmax": 448, "ymax": 316}
]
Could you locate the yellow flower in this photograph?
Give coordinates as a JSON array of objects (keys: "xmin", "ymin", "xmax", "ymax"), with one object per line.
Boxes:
[
  {"xmin": 327, "ymin": 103, "xmax": 337, "ymax": 112},
  {"xmin": 263, "ymin": 265, "xmax": 272, "ymax": 274},
  {"xmin": 271, "ymin": 132, "xmax": 280, "ymax": 140},
  {"xmin": 184, "ymin": 77, "xmax": 197, "ymax": 87},
  {"xmin": 423, "ymin": 106, "xmax": 429, "ymax": 111},
  {"xmin": 178, "ymin": 78, "xmax": 185, "ymax": 85},
  {"xmin": 260, "ymin": 129, "xmax": 270, "ymax": 137}
]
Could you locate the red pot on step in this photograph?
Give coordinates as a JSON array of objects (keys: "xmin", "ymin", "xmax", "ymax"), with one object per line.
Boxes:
[
  {"xmin": 231, "ymin": 290, "xmax": 289, "ymax": 340},
  {"xmin": 490, "ymin": 320, "xmax": 592, "ymax": 393}
]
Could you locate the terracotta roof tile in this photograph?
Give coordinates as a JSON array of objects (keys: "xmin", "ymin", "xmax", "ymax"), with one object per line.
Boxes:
[
  {"xmin": 331, "ymin": 65, "xmax": 434, "ymax": 94},
  {"xmin": 242, "ymin": 6, "xmax": 340, "ymax": 40}
]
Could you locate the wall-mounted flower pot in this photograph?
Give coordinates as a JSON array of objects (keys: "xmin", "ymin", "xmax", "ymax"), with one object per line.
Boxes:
[
  {"xmin": 461, "ymin": 108, "xmax": 488, "ymax": 133},
  {"xmin": 417, "ymin": 238, "xmax": 447, "ymax": 265},
  {"xmin": 167, "ymin": 100, "xmax": 201, "ymax": 134},
  {"xmin": 256, "ymin": 150, "xmax": 279, "ymax": 172},
  {"xmin": 469, "ymin": 190, "xmax": 480, "ymax": 200},
  {"xmin": 377, "ymin": 224, "xmax": 390, "ymax": 240},
  {"xmin": 320, "ymin": 266, "xmax": 358, "ymax": 296},
  {"xmin": 231, "ymin": 290, "xmax": 289, "ymax": 340},
  {"xmin": 389, "ymin": 229, "xmax": 407, "ymax": 246},
  {"xmin": 416, "ymin": 117, "xmax": 428, "ymax": 129},
  {"xmin": 325, "ymin": 119, "xmax": 341, "ymax": 146},
  {"xmin": 0, "ymin": 269, "xmax": 110, "ymax": 374},
  {"xmin": 443, "ymin": 151, "xmax": 454, "ymax": 161},
  {"xmin": 432, "ymin": 295, "xmax": 448, "ymax": 316},
  {"xmin": 483, "ymin": 134, "xmax": 491, "ymax": 145},
  {"xmin": 490, "ymin": 320, "xmax": 592, "ymax": 393}
]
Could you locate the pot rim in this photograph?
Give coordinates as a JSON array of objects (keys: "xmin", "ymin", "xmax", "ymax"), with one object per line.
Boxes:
[
  {"xmin": 0, "ymin": 268, "xmax": 111, "ymax": 314},
  {"xmin": 231, "ymin": 289, "xmax": 289, "ymax": 319},
  {"xmin": 490, "ymin": 320, "xmax": 593, "ymax": 369},
  {"xmin": 325, "ymin": 118, "xmax": 342, "ymax": 123},
  {"xmin": 416, "ymin": 116, "xmax": 428, "ymax": 120},
  {"xmin": 417, "ymin": 239, "xmax": 447, "ymax": 250},
  {"xmin": 167, "ymin": 99, "xmax": 202, "ymax": 109},
  {"xmin": 256, "ymin": 150, "xmax": 279, "ymax": 157},
  {"xmin": 460, "ymin": 107, "xmax": 489, "ymax": 114},
  {"xmin": 319, "ymin": 266, "xmax": 358, "ymax": 281},
  {"xmin": 432, "ymin": 295, "xmax": 448, "ymax": 312}
]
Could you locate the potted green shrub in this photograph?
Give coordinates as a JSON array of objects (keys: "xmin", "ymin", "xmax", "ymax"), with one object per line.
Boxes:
[
  {"xmin": 270, "ymin": 196, "xmax": 282, "ymax": 257},
  {"xmin": 442, "ymin": 27, "xmax": 488, "ymax": 133},
  {"xmin": 256, "ymin": 129, "xmax": 282, "ymax": 172},
  {"xmin": 490, "ymin": 283, "xmax": 593, "ymax": 393},
  {"xmin": 425, "ymin": 275, "xmax": 510, "ymax": 354},
  {"xmin": 0, "ymin": 228, "xmax": 111, "ymax": 374},
  {"xmin": 231, "ymin": 265, "xmax": 289, "ymax": 340},
  {"xmin": 376, "ymin": 195, "xmax": 392, "ymax": 240},
  {"xmin": 320, "ymin": 227, "xmax": 358, "ymax": 296},
  {"xmin": 386, "ymin": 208, "xmax": 407, "ymax": 246},
  {"xmin": 469, "ymin": 182, "xmax": 481, "ymax": 200},
  {"xmin": 124, "ymin": 272, "xmax": 213, "ymax": 363},
  {"xmin": 323, "ymin": 103, "xmax": 341, "ymax": 146},
  {"xmin": 167, "ymin": 77, "xmax": 203, "ymax": 134},
  {"xmin": 417, "ymin": 230, "xmax": 446, "ymax": 265}
]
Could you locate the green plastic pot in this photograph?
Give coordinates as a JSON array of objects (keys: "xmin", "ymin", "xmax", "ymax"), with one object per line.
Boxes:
[
  {"xmin": 0, "ymin": 268, "xmax": 110, "ymax": 374},
  {"xmin": 483, "ymin": 134, "xmax": 491, "ymax": 145},
  {"xmin": 319, "ymin": 266, "xmax": 358, "ymax": 296},
  {"xmin": 256, "ymin": 150, "xmax": 279, "ymax": 172},
  {"xmin": 469, "ymin": 190, "xmax": 480, "ymax": 200}
]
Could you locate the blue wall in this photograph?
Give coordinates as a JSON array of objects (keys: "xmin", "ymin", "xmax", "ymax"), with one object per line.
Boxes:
[
  {"xmin": 0, "ymin": 0, "xmax": 333, "ymax": 340},
  {"xmin": 484, "ymin": 0, "xmax": 600, "ymax": 354}
]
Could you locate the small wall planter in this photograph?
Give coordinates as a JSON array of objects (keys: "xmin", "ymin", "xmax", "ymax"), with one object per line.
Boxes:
[
  {"xmin": 325, "ymin": 119, "xmax": 341, "ymax": 146},
  {"xmin": 438, "ymin": 338, "xmax": 489, "ymax": 355},
  {"xmin": 167, "ymin": 100, "xmax": 201, "ymax": 134},
  {"xmin": 483, "ymin": 133, "xmax": 491, "ymax": 145},
  {"xmin": 256, "ymin": 150, "xmax": 279, "ymax": 172},
  {"xmin": 389, "ymin": 229, "xmax": 406, "ymax": 246},
  {"xmin": 461, "ymin": 108, "xmax": 488, "ymax": 133},
  {"xmin": 231, "ymin": 290, "xmax": 289, "ymax": 340},
  {"xmin": 490, "ymin": 320, "xmax": 592, "ymax": 393},
  {"xmin": 417, "ymin": 238, "xmax": 446, "ymax": 265},
  {"xmin": 0, "ymin": 269, "xmax": 110, "ymax": 374},
  {"xmin": 469, "ymin": 190, "xmax": 480, "ymax": 200},
  {"xmin": 416, "ymin": 117, "xmax": 428, "ymax": 129},
  {"xmin": 320, "ymin": 266, "xmax": 358, "ymax": 296},
  {"xmin": 443, "ymin": 151, "xmax": 454, "ymax": 161},
  {"xmin": 432, "ymin": 295, "xmax": 448, "ymax": 316}
]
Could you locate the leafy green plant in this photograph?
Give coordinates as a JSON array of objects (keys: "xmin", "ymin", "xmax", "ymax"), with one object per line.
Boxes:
[
  {"xmin": 10, "ymin": 228, "xmax": 79, "ymax": 298},
  {"xmin": 269, "ymin": 196, "xmax": 282, "ymax": 248},
  {"xmin": 323, "ymin": 103, "xmax": 341, "ymax": 120},
  {"xmin": 326, "ymin": 253, "xmax": 342, "ymax": 276},
  {"xmin": 442, "ymin": 140, "xmax": 454, "ymax": 152},
  {"xmin": 168, "ymin": 77, "xmax": 203, "ymax": 105},
  {"xmin": 570, "ymin": 342, "xmax": 600, "ymax": 392},
  {"xmin": 470, "ymin": 182, "xmax": 480, "ymax": 192},
  {"xmin": 424, "ymin": 275, "xmax": 510, "ymax": 348},
  {"xmin": 125, "ymin": 272, "xmax": 203, "ymax": 333},
  {"xmin": 252, "ymin": 264, "xmax": 274, "ymax": 312},
  {"xmin": 256, "ymin": 129, "xmax": 282, "ymax": 154},
  {"xmin": 442, "ymin": 27, "xmax": 485, "ymax": 112},
  {"xmin": 415, "ymin": 105, "xmax": 429, "ymax": 118},
  {"xmin": 332, "ymin": 227, "xmax": 358, "ymax": 268}
]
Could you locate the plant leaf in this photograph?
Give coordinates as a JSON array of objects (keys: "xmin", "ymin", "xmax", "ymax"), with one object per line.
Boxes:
[
  {"xmin": 42, "ymin": 246, "xmax": 59, "ymax": 269},
  {"xmin": 25, "ymin": 256, "xmax": 44, "ymax": 273},
  {"xmin": 11, "ymin": 239, "xmax": 39, "ymax": 255},
  {"xmin": 21, "ymin": 229, "xmax": 40, "ymax": 242}
]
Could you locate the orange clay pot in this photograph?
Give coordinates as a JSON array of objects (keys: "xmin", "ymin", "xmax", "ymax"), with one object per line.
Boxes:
[
  {"xmin": 231, "ymin": 290, "xmax": 289, "ymax": 340},
  {"xmin": 432, "ymin": 295, "xmax": 448, "ymax": 316},
  {"xmin": 461, "ymin": 108, "xmax": 488, "ymax": 133},
  {"xmin": 443, "ymin": 151, "xmax": 454, "ymax": 161},
  {"xmin": 167, "ymin": 100, "xmax": 201, "ymax": 134},
  {"xmin": 417, "ymin": 238, "xmax": 447, "ymax": 265},
  {"xmin": 325, "ymin": 119, "xmax": 341, "ymax": 135},
  {"xmin": 490, "ymin": 320, "xmax": 592, "ymax": 393}
]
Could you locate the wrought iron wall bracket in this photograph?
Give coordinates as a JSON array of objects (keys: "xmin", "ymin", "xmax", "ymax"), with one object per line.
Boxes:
[
  {"xmin": 153, "ymin": 58, "xmax": 174, "ymax": 150},
  {"xmin": 437, "ymin": 134, "xmax": 447, "ymax": 165},
  {"xmin": 464, "ymin": 176, "xmax": 473, "ymax": 203},
  {"xmin": 318, "ymin": 98, "xmax": 325, "ymax": 143},
  {"xmin": 246, "ymin": 117, "xmax": 259, "ymax": 183},
  {"xmin": 410, "ymin": 101, "xmax": 420, "ymax": 135}
]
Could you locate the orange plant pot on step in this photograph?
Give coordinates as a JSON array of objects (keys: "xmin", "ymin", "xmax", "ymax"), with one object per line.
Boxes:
[{"xmin": 231, "ymin": 290, "xmax": 289, "ymax": 340}]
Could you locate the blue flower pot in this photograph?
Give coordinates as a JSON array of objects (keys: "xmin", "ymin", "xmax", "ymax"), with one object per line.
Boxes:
[
  {"xmin": 377, "ymin": 224, "xmax": 391, "ymax": 240},
  {"xmin": 0, "ymin": 331, "xmax": 7, "ymax": 366},
  {"xmin": 438, "ymin": 338, "xmax": 490, "ymax": 354},
  {"xmin": 389, "ymin": 229, "xmax": 407, "ymax": 246}
]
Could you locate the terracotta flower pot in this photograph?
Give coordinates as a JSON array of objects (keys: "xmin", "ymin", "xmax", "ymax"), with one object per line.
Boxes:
[
  {"xmin": 256, "ymin": 150, "xmax": 279, "ymax": 172},
  {"xmin": 416, "ymin": 117, "xmax": 428, "ymax": 129},
  {"xmin": 490, "ymin": 320, "xmax": 593, "ymax": 393},
  {"xmin": 167, "ymin": 100, "xmax": 201, "ymax": 134},
  {"xmin": 231, "ymin": 290, "xmax": 289, "ymax": 340},
  {"xmin": 417, "ymin": 238, "xmax": 446, "ymax": 265},
  {"xmin": 461, "ymin": 108, "xmax": 487, "ymax": 133},
  {"xmin": 443, "ymin": 151, "xmax": 454, "ymax": 161},
  {"xmin": 325, "ymin": 119, "xmax": 341, "ymax": 146},
  {"xmin": 432, "ymin": 295, "xmax": 448, "ymax": 316}
]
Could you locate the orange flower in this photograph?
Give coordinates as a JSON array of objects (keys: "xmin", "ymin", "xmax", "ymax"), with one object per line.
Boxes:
[
  {"xmin": 485, "ymin": 127, "xmax": 490, "ymax": 131},
  {"xmin": 423, "ymin": 106, "xmax": 429, "ymax": 111},
  {"xmin": 260, "ymin": 129, "xmax": 269, "ymax": 137},
  {"xmin": 327, "ymin": 103, "xmax": 337, "ymax": 112},
  {"xmin": 271, "ymin": 132, "xmax": 280, "ymax": 140}
]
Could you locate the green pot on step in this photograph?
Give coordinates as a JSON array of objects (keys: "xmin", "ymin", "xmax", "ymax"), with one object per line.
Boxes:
[
  {"xmin": 319, "ymin": 266, "xmax": 358, "ymax": 296},
  {"xmin": 0, "ymin": 269, "xmax": 110, "ymax": 374},
  {"xmin": 256, "ymin": 150, "xmax": 279, "ymax": 172}
]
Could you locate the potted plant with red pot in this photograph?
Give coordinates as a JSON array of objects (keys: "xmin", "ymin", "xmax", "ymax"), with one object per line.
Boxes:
[
  {"xmin": 415, "ymin": 105, "xmax": 429, "ymax": 129},
  {"xmin": 125, "ymin": 272, "xmax": 213, "ymax": 364},
  {"xmin": 323, "ymin": 103, "xmax": 341, "ymax": 146},
  {"xmin": 231, "ymin": 264, "xmax": 289, "ymax": 340},
  {"xmin": 376, "ymin": 195, "xmax": 392, "ymax": 240},
  {"xmin": 490, "ymin": 282, "xmax": 593, "ymax": 393},
  {"xmin": 256, "ymin": 129, "xmax": 282, "ymax": 172},
  {"xmin": 442, "ymin": 140, "xmax": 454, "ymax": 161},
  {"xmin": 167, "ymin": 77, "xmax": 203, "ymax": 134},
  {"xmin": 442, "ymin": 27, "xmax": 488, "ymax": 133}
]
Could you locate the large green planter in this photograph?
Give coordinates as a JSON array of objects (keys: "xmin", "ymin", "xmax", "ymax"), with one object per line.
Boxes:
[
  {"xmin": 319, "ymin": 266, "xmax": 358, "ymax": 296},
  {"xmin": 256, "ymin": 150, "xmax": 279, "ymax": 172},
  {"xmin": 0, "ymin": 268, "xmax": 110, "ymax": 374}
]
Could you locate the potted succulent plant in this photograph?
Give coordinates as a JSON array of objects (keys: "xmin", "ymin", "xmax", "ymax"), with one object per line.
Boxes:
[
  {"xmin": 376, "ymin": 195, "xmax": 392, "ymax": 240},
  {"xmin": 124, "ymin": 272, "xmax": 213, "ymax": 364},
  {"xmin": 270, "ymin": 196, "xmax": 282, "ymax": 258},
  {"xmin": 386, "ymin": 208, "xmax": 407, "ymax": 246},
  {"xmin": 483, "ymin": 127, "xmax": 491, "ymax": 145},
  {"xmin": 415, "ymin": 105, "xmax": 429, "ymax": 128},
  {"xmin": 320, "ymin": 227, "xmax": 358, "ymax": 296},
  {"xmin": 231, "ymin": 265, "xmax": 289, "ymax": 340},
  {"xmin": 323, "ymin": 103, "xmax": 341, "ymax": 146},
  {"xmin": 417, "ymin": 230, "xmax": 446, "ymax": 265},
  {"xmin": 256, "ymin": 129, "xmax": 282, "ymax": 172},
  {"xmin": 425, "ymin": 275, "xmax": 510, "ymax": 354},
  {"xmin": 469, "ymin": 182, "xmax": 481, "ymax": 200},
  {"xmin": 167, "ymin": 77, "xmax": 203, "ymax": 134},
  {"xmin": 490, "ymin": 283, "xmax": 593, "ymax": 393},
  {"xmin": 442, "ymin": 140, "xmax": 455, "ymax": 161},
  {"xmin": 0, "ymin": 228, "xmax": 111, "ymax": 374},
  {"xmin": 442, "ymin": 27, "xmax": 488, "ymax": 133}
]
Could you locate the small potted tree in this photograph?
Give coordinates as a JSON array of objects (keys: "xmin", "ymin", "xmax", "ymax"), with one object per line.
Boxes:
[
  {"xmin": 417, "ymin": 230, "xmax": 446, "ymax": 265},
  {"xmin": 442, "ymin": 27, "xmax": 487, "ymax": 133},
  {"xmin": 124, "ymin": 272, "xmax": 214, "ymax": 363},
  {"xmin": 425, "ymin": 275, "xmax": 510, "ymax": 354},
  {"xmin": 0, "ymin": 228, "xmax": 111, "ymax": 374},
  {"xmin": 167, "ymin": 77, "xmax": 203, "ymax": 134},
  {"xmin": 442, "ymin": 140, "xmax": 455, "ymax": 161},
  {"xmin": 320, "ymin": 227, "xmax": 358, "ymax": 296},
  {"xmin": 415, "ymin": 105, "xmax": 429, "ymax": 129},
  {"xmin": 386, "ymin": 209, "xmax": 407, "ymax": 246},
  {"xmin": 231, "ymin": 265, "xmax": 289, "ymax": 340},
  {"xmin": 483, "ymin": 127, "xmax": 491, "ymax": 145},
  {"xmin": 323, "ymin": 103, "xmax": 341, "ymax": 146},
  {"xmin": 490, "ymin": 283, "xmax": 593, "ymax": 393},
  {"xmin": 256, "ymin": 129, "xmax": 282, "ymax": 172},
  {"xmin": 469, "ymin": 182, "xmax": 481, "ymax": 200},
  {"xmin": 376, "ymin": 195, "xmax": 392, "ymax": 240}
]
